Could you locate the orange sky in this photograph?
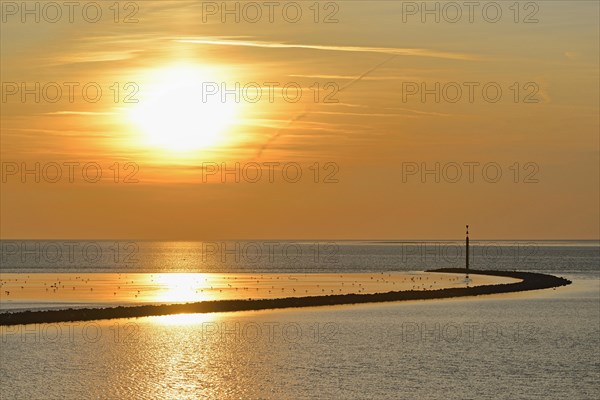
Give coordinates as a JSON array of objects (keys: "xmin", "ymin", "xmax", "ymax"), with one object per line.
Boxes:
[{"xmin": 1, "ymin": 1, "xmax": 598, "ymax": 240}]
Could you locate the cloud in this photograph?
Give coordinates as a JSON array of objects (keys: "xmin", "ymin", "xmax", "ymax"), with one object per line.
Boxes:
[
  {"xmin": 254, "ymin": 54, "xmax": 402, "ymax": 157},
  {"xmin": 311, "ymin": 111, "xmax": 420, "ymax": 118},
  {"xmin": 288, "ymin": 74, "xmax": 419, "ymax": 81},
  {"xmin": 323, "ymin": 103, "xmax": 369, "ymax": 109},
  {"xmin": 175, "ymin": 37, "xmax": 479, "ymax": 61},
  {"xmin": 384, "ymin": 107, "xmax": 453, "ymax": 117},
  {"xmin": 43, "ymin": 111, "xmax": 117, "ymax": 116}
]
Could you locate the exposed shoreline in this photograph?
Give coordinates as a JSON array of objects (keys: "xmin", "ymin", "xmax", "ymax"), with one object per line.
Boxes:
[{"xmin": 0, "ymin": 269, "xmax": 571, "ymax": 326}]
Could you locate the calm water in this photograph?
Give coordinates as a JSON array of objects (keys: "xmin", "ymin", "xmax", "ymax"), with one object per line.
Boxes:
[
  {"xmin": 1, "ymin": 241, "xmax": 599, "ymax": 399},
  {"xmin": 1, "ymin": 240, "xmax": 598, "ymax": 274}
]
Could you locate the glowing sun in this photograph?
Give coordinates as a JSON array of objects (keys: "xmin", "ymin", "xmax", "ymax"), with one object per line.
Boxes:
[{"xmin": 129, "ymin": 65, "xmax": 238, "ymax": 152}]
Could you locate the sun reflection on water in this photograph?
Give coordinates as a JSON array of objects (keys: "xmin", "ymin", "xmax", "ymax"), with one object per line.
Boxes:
[
  {"xmin": 150, "ymin": 273, "xmax": 214, "ymax": 304},
  {"xmin": 150, "ymin": 312, "xmax": 217, "ymax": 326}
]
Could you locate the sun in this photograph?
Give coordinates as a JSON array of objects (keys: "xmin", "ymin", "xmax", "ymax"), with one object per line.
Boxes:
[{"xmin": 128, "ymin": 65, "xmax": 239, "ymax": 152}]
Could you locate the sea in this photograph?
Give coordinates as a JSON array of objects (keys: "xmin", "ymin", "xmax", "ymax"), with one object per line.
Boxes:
[{"xmin": 1, "ymin": 240, "xmax": 598, "ymax": 399}]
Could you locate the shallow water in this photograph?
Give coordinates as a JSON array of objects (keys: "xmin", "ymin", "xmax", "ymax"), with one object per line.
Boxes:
[
  {"xmin": 0, "ymin": 271, "xmax": 516, "ymax": 311},
  {"xmin": 1, "ymin": 276, "xmax": 598, "ymax": 399},
  {"xmin": 0, "ymin": 242, "xmax": 598, "ymax": 399}
]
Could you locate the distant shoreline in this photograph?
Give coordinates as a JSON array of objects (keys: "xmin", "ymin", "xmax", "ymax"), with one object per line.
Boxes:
[{"xmin": 0, "ymin": 269, "xmax": 571, "ymax": 326}]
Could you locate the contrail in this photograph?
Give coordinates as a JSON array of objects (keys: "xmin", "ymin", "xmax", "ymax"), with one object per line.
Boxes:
[
  {"xmin": 256, "ymin": 109, "xmax": 310, "ymax": 158},
  {"xmin": 256, "ymin": 54, "xmax": 397, "ymax": 158},
  {"xmin": 340, "ymin": 54, "xmax": 398, "ymax": 92}
]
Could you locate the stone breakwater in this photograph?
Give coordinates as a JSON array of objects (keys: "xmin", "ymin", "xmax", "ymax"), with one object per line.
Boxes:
[{"xmin": 0, "ymin": 269, "xmax": 571, "ymax": 326}]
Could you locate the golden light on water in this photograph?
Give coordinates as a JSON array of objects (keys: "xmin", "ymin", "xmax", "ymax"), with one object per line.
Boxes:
[
  {"xmin": 127, "ymin": 64, "xmax": 240, "ymax": 153},
  {"xmin": 150, "ymin": 273, "xmax": 213, "ymax": 304},
  {"xmin": 0, "ymin": 272, "xmax": 519, "ymax": 311},
  {"xmin": 150, "ymin": 312, "xmax": 217, "ymax": 326}
]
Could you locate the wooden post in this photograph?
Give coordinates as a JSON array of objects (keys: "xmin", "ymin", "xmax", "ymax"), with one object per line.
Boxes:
[{"xmin": 466, "ymin": 225, "xmax": 470, "ymax": 277}]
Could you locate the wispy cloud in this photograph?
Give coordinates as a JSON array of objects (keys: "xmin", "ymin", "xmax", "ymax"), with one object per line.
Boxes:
[
  {"xmin": 323, "ymin": 103, "xmax": 369, "ymax": 109},
  {"xmin": 175, "ymin": 37, "xmax": 479, "ymax": 61},
  {"xmin": 5, "ymin": 128, "xmax": 112, "ymax": 137},
  {"xmin": 288, "ymin": 74, "xmax": 419, "ymax": 81},
  {"xmin": 311, "ymin": 111, "xmax": 420, "ymax": 118},
  {"xmin": 384, "ymin": 107, "xmax": 453, "ymax": 117},
  {"xmin": 43, "ymin": 111, "xmax": 117, "ymax": 116},
  {"xmin": 255, "ymin": 54, "xmax": 401, "ymax": 157}
]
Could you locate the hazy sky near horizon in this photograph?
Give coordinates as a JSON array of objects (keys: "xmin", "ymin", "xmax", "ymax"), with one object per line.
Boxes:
[{"xmin": 1, "ymin": 1, "xmax": 598, "ymax": 240}]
